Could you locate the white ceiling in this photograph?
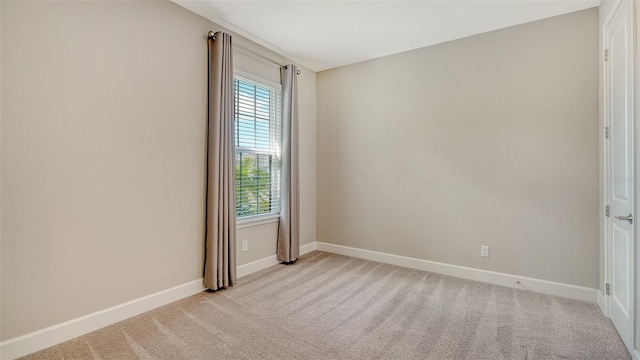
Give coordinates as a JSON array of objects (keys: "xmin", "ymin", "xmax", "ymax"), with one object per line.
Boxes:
[{"xmin": 174, "ymin": 0, "xmax": 600, "ymax": 72}]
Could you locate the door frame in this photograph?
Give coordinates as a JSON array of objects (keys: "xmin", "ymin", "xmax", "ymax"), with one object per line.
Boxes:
[
  {"xmin": 601, "ymin": 0, "xmax": 638, "ymax": 356},
  {"xmin": 601, "ymin": 0, "xmax": 620, "ymax": 320},
  {"xmin": 635, "ymin": 0, "xmax": 640, "ymax": 357}
]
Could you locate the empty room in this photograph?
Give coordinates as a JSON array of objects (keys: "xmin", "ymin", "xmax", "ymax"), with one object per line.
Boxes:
[{"xmin": 1, "ymin": 0, "xmax": 639, "ymax": 359}]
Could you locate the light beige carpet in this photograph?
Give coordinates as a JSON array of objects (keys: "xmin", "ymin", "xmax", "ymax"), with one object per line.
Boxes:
[{"xmin": 23, "ymin": 251, "xmax": 630, "ymax": 360}]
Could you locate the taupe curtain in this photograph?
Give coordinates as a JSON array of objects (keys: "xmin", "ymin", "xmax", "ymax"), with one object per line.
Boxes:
[
  {"xmin": 204, "ymin": 31, "xmax": 236, "ymax": 290},
  {"xmin": 277, "ymin": 65, "xmax": 300, "ymax": 263}
]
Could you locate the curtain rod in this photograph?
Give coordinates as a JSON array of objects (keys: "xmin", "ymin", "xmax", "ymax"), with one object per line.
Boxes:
[{"xmin": 208, "ymin": 31, "xmax": 300, "ymax": 75}]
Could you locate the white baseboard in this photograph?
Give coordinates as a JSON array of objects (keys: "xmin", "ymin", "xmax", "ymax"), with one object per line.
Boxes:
[
  {"xmin": 597, "ymin": 290, "xmax": 608, "ymax": 316},
  {"xmin": 316, "ymin": 242, "xmax": 598, "ymax": 303},
  {"xmin": 237, "ymin": 255, "xmax": 280, "ymax": 278},
  {"xmin": 300, "ymin": 241, "xmax": 317, "ymax": 254},
  {"xmin": 0, "ymin": 279, "xmax": 205, "ymax": 360},
  {"xmin": 237, "ymin": 241, "xmax": 317, "ymax": 278},
  {"xmin": 1, "ymin": 241, "xmax": 596, "ymax": 359},
  {"xmin": 0, "ymin": 242, "xmax": 318, "ymax": 360}
]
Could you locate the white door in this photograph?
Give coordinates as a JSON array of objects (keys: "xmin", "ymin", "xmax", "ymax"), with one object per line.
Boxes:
[{"xmin": 606, "ymin": 0, "xmax": 635, "ymax": 353}]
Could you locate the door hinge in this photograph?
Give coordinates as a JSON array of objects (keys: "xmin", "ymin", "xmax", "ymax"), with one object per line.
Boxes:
[
  {"xmin": 605, "ymin": 127, "xmax": 609, "ymax": 139},
  {"xmin": 605, "ymin": 49, "xmax": 609, "ymax": 61},
  {"xmin": 606, "ymin": 205, "xmax": 610, "ymax": 217},
  {"xmin": 606, "ymin": 283, "xmax": 610, "ymax": 295}
]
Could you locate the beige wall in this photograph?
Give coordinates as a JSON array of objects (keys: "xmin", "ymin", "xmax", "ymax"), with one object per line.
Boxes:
[
  {"xmin": 0, "ymin": 0, "xmax": 316, "ymax": 340},
  {"xmin": 317, "ymin": 9, "xmax": 599, "ymax": 288}
]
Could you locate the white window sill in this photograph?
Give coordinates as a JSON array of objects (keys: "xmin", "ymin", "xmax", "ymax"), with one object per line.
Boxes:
[{"xmin": 236, "ymin": 214, "xmax": 280, "ymax": 229}]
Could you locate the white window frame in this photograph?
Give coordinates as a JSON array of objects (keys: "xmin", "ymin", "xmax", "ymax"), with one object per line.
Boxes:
[{"xmin": 234, "ymin": 70, "xmax": 282, "ymax": 228}]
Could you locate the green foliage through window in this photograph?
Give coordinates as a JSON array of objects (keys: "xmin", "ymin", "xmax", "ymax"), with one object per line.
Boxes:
[{"xmin": 235, "ymin": 153, "xmax": 274, "ymax": 217}]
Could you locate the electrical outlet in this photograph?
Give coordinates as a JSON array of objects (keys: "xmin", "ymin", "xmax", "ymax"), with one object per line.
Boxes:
[
  {"xmin": 242, "ymin": 240, "xmax": 248, "ymax": 252},
  {"xmin": 481, "ymin": 245, "xmax": 490, "ymax": 258}
]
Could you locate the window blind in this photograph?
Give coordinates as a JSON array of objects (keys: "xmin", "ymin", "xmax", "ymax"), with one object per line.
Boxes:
[{"xmin": 234, "ymin": 76, "xmax": 282, "ymax": 218}]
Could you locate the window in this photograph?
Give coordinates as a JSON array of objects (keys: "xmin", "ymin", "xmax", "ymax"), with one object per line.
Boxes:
[{"xmin": 234, "ymin": 75, "xmax": 282, "ymax": 219}]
